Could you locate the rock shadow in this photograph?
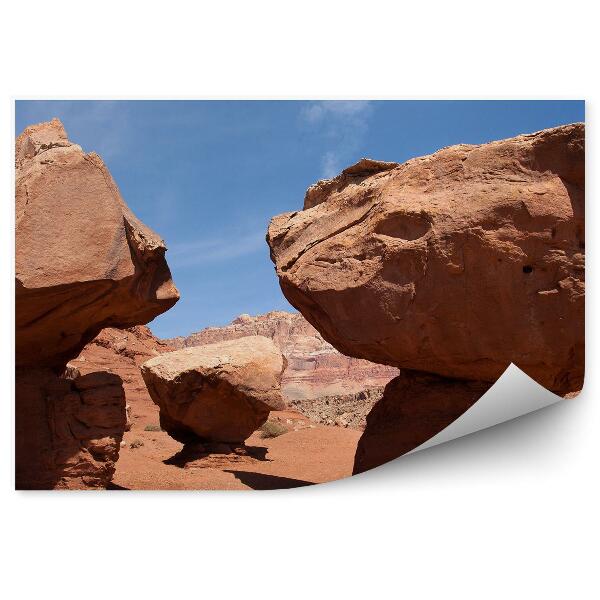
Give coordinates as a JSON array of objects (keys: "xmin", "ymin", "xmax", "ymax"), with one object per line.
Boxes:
[
  {"xmin": 107, "ymin": 482, "xmax": 130, "ymax": 490},
  {"xmin": 164, "ymin": 442, "xmax": 269, "ymax": 468},
  {"xmin": 224, "ymin": 470, "xmax": 314, "ymax": 490}
]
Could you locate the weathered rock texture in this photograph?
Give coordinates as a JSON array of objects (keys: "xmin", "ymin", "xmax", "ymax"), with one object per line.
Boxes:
[
  {"xmin": 267, "ymin": 124, "xmax": 584, "ymax": 394},
  {"xmin": 167, "ymin": 311, "xmax": 398, "ymax": 400},
  {"xmin": 290, "ymin": 387, "xmax": 384, "ymax": 430},
  {"xmin": 141, "ymin": 336, "xmax": 287, "ymax": 444},
  {"xmin": 15, "ymin": 369, "xmax": 127, "ymax": 489},
  {"xmin": 267, "ymin": 124, "xmax": 585, "ymax": 471},
  {"xmin": 16, "ymin": 118, "xmax": 179, "ymax": 370},
  {"xmin": 352, "ymin": 373, "xmax": 492, "ymax": 474},
  {"xmin": 69, "ymin": 325, "xmax": 175, "ymax": 430},
  {"xmin": 15, "ymin": 119, "xmax": 179, "ymax": 489}
]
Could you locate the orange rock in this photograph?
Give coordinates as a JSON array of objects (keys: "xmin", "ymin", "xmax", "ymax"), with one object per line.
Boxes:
[
  {"xmin": 15, "ymin": 118, "xmax": 179, "ymax": 370},
  {"xmin": 141, "ymin": 336, "xmax": 287, "ymax": 444},
  {"xmin": 15, "ymin": 119, "xmax": 179, "ymax": 489},
  {"xmin": 15, "ymin": 368, "xmax": 127, "ymax": 489},
  {"xmin": 267, "ymin": 124, "xmax": 584, "ymax": 394}
]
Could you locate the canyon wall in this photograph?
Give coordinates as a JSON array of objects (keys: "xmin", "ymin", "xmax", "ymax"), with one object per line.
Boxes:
[{"xmin": 167, "ymin": 311, "xmax": 399, "ymax": 401}]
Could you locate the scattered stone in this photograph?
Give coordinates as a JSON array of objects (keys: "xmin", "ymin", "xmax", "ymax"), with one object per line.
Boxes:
[{"xmin": 291, "ymin": 387, "xmax": 384, "ymax": 430}]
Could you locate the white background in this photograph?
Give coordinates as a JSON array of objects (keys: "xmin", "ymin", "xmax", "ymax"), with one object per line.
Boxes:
[{"xmin": 1, "ymin": 2, "xmax": 597, "ymax": 598}]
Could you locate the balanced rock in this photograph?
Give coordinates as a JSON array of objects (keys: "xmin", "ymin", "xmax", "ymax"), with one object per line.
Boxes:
[
  {"xmin": 267, "ymin": 124, "xmax": 584, "ymax": 394},
  {"xmin": 16, "ymin": 118, "xmax": 179, "ymax": 370},
  {"xmin": 15, "ymin": 119, "xmax": 179, "ymax": 489},
  {"xmin": 141, "ymin": 336, "xmax": 287, "ymax": 444}
]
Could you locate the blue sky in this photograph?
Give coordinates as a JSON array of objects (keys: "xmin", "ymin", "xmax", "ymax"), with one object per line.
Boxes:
[{"xmin": 15, "ymin": 100, "xmax": 584, "ymax": 338}]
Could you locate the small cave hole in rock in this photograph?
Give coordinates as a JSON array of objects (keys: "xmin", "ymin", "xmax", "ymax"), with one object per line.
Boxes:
[
  {"xmin": 522, "ymin": 265, "xmax": 533, "ymax": 274},
  {"xmin": 374, "ymin": 212, "xmax": 431, "ymax": 241}
]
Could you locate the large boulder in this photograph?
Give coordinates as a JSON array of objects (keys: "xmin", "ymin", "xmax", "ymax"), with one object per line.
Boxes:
[
  {"xmin": 15, "ymin": 119, "xmax": 179, "ymax": 489},
  {"xmin": 141, "ymin": 336, "xmax": 287, "ymax": 444},
  {"xmin": 267, "ymin": 124, "xmax": 584, "ymax": 395},
  {"xmin": 16, "ymin": 118, "xmax": 179, "ymax": 371}
]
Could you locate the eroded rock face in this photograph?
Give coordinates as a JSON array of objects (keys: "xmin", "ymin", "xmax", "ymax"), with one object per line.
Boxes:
[
  {"xmin": 141, "ymin": 336, "xmax": 287, "ymax": 444},
  {"xmin": 15, "ymin": 368, "xmax": 127, "ymax": 489},
  {"xmin": 167, "ymin": 311, "xmax": 398, "ymax": 400},
  {"xmin": 290, "ymin": 387, "xmax": 384, "ymax": 430},
  {"xmin": 16, "ymin": 118, "xmax": 179, "ymax": 370},
  {"xmin": 352, "ymin": 372, "xmax": 492, "ymax": 474},
  {"xmin": 15, "ymin": 119, "xmax": 179, "ymax": 489},
  {"xmin": 267, "ymin": 124, "xmax": 584, "ymax": 394}
]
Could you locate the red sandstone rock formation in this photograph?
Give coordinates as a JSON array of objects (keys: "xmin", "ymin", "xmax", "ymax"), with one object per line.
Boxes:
[
  {"xmin": 16, "ymin": 369, "xmax": 128, "ymax": 489},
  {"xmin": 267, "ymin": 124, "xmax": 585, "ymax": 472},
  {"xmin": 141, "ymin": 336, "xmax": 287, "ymax": 444},
  {"xmin": 15, "ymin": 119, "xmax": 179, "ymax": 489},
  {"xmin": 267, "ymin": 124, "xmax": 584, "ymax": 393},
  {"xmin": 70, "ymin": 326, "xmax": 174, "ymax": 407},
  {"xmin": 16, "ymin": 119, "xmax": 179, "ymax": 370},
  {"xmin": 167, "ymin": 311, "xmax": 398, "ymax": 400}
]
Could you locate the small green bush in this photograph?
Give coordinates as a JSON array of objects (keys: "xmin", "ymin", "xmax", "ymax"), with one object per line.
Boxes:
[
  {"xmin": 144, "ymin": 424, "xmax": 162, "ymax": 432},
  {"xmin": 259, "ymin": 420, "xmax": 288, "ymax": 439}
]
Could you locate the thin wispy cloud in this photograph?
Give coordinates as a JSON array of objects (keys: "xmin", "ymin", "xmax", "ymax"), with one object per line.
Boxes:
[
  {"xmin": 168, "ymin": 228, "xmax": 266, "ymax": 268},
  {"xmin": 300, "ymin": 100, "xmax": 374, "ymax": 179}
]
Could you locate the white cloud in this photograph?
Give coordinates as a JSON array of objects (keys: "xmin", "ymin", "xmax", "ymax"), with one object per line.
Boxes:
[
  {"xmin": 300, "ymin": 101, "xmax": 374, "ymax": 179},
  {"xmin": 321, "ymin": 150, "xmax": 341, "ymax": 179},
  {"xmin": 300, "ymin": 100, "xmax": 372, "ymax": 125},
  {"xmin": 168, "ymin": 228, "xmax": 266, "ymax": 268}
]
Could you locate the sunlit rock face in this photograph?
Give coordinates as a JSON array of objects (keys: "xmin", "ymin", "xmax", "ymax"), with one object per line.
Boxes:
[
  {"xmin": 16, "ymin": 118, "xmax": 179, "ymax": 371},
  {"xmin": 267, "ymin": 124, "xmax": 584, "ymax": 395},
  {"xmin": 141, "ymin": 336, "xmax": 287, "ymax": 444}
]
